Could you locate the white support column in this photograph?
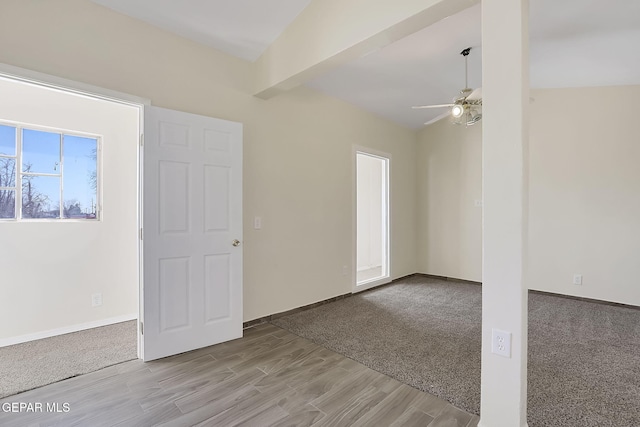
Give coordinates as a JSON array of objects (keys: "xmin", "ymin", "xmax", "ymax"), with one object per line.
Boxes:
[{"xmin": 479, "ymin": 0, "xmax": 529, "ymax": 426}]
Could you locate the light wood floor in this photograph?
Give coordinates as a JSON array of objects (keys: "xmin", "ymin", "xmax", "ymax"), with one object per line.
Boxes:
[{"xmin": 0, "ymin": 323, "xmax": 479, "ymax": 427}]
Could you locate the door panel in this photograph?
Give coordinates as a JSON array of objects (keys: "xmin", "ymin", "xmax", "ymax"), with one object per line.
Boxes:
[
  {"xmin": 142, "ymin": 106, "xmax": 242, "ymax": 361},
  {"xmin": 204, "ymin": 165, "xmax": 230, "ymax": 231},
  {"xmin": 158, "ymin": 161, "xmax": 190, "ymax": 233}
]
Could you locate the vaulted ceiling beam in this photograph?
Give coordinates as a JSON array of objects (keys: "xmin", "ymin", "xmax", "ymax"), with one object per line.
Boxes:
[{"xmin": 253, "ymin": 0, "xmax": 479, "ymax": 99}]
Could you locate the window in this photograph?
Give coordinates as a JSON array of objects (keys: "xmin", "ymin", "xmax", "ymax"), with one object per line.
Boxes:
[{"xmin": 0, "ymin": 122, "xmax": 99, "ymax": 220}]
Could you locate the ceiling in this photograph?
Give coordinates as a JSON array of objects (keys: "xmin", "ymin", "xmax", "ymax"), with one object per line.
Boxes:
[
  {"xmin": 90, "ymin": 0, "xmax": 312, "ymax": 61},
  {"xmin": 93, "ymin": 0, "xmax": 640, "ymax": 129}
]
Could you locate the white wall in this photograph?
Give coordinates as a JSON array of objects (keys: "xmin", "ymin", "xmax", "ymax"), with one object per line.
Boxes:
[
  {"xmin": 0, "ymin": 0, "xmax": 418, "ymax": 323},
  {"xmin": 0, "ymin": 78, "xmax": 139, "ymax": 341},
  {"xmin": 356, "ymin": 153, "xmax": 384, "ymax": 272},
  {"xmin": 417, "ymin": 85, "xmax": 640, "ymax": 306}
]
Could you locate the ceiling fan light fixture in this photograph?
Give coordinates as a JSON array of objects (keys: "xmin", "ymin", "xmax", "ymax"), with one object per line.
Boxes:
[
  {"xmin": 451, "ymin": 104, "xmax": 464, "ymax": 118},
  {"xmin": 413, "ymin": 47, "xmax": 483, "ymax": 127},
  {"xmin": 466, "ymin": 110, "xmax": 482, "ymax": 126}
]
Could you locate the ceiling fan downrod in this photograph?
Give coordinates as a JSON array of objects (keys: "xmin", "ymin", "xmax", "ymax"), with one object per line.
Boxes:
[{"xmin": 461, "ymin": 47, "xmax": 471, "ymax": 92}]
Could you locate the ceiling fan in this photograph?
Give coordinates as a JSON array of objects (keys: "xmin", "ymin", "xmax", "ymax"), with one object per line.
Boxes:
[{"xmin": 412, "ymin": 47, "xmax": 482, "ymax": 126}]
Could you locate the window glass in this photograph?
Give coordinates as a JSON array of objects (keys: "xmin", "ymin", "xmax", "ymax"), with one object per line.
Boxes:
[
  {"xmin": 0, "ymin": 125, "xmax": 16, "ymax": 156},
  {"xmin": 63, "ymin": 135, "xmax": 98, "ymax": 218},
  {"xmin": 22, "ymin": 175, "xmax": 60, "ymax": 219},
  {"xmin": 22, "ymin": 129, "xmax": 61, "ymax": 174},
  {"xmin": 0, "ymin": 189, "xmax": 15, "ymax": 218},
  {"xmin": 0, "ymin": 123, "xmax": 99, "ymax": 221},
  {"xmin": 0, "ymin": 158, "xmax": 16, "ymax": 187}
]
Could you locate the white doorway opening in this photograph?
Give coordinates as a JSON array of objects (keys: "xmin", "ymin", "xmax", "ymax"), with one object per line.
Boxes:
[
  {"xmin": 355, "ymin": 149, "xmax": 390, "ymax": 292},
  {"xmin": 0, "ymin": 64, "xmax": 244, "ymax": 365},
  {"xmin": 0, "ymin": 68, "xmax": 142, "ymax": 349}
]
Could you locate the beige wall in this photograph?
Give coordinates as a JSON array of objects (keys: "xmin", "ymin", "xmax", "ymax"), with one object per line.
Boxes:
[
  {"xmin": 417, "ymin": 118, "xmax": 482, "ymax": 281},
  {"xmin": 0, "ymin": 0, "xmax": 417, "ymax": 324},
  {"xmin": 417, "ymin": 85, "xmax": 640, "ymax": 306},
  {"xmin": 244, "ymin": 87, "xmax": 416, "ymax": 320},
  {"xmin": 528, "ymin": 86, "xmax": 640, "ymax": 306},
  {"xmin": 0, "ymin": 78, "xmax": 139, "ymax": 342}
]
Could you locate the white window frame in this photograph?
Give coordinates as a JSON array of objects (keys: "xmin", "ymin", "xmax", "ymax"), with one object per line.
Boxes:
[
  {"xmin": 0, "ymin": 126, "xmax": 17, "ymax": 218},
  {"xmin": 0, "ymin": 119, "xmax": 103, "ymax": 221}
]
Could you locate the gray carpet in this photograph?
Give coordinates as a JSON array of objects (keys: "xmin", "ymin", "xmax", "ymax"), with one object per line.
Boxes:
[
  {"xmin": 0, "ymin": 320, "xmax": 137, "ymax": 398},
  {"xmin": 272, "ymin": 276, "xmax": 640, "ymax": 427}
]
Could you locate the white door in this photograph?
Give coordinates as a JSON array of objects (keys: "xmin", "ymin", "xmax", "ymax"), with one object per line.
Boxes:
[{"xmin": 141, "ymin": 106, "xmax": 242, "ymax": 361}]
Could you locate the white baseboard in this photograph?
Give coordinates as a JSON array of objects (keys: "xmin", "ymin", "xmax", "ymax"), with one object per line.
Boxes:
[{"xmin": 0, "ymin": 313, "xmax": 138, "ymax": 347}]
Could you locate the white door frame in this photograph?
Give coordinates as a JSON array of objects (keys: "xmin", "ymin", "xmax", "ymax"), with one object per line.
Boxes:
[
  {"xmin": 0, "ymin": 62, "xmax": 148, "ymax": 358},
  {"xmin": 352, "ymin": 145, "xmax": 391, "ymax": 293}
]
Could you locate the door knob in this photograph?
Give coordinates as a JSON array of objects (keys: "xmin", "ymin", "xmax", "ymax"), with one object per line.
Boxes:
[{"xmin": 232, "ymin": 239, "xmax": 241, "ymax": 247}]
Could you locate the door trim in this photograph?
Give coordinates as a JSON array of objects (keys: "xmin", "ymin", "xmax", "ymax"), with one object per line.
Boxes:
[
  {"xmin": 0, "ymin": 63, "xmax": 149, "ymax": 107},
  {"xmin": 352, "ymin": 145, "xmax": 392, "ymax": 293}
]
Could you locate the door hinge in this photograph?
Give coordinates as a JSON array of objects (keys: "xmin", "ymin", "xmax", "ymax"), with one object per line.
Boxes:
[
  {"xmin": 139, "ymin": 227, "xmax": 143, "ymax": 240},
  {"xmin": 140, "ymin": 321, "xmax": 144, "ymax": 335},
  {"xmin": 139, "ymin": 133, "xmax": 144, "ymax": 146}
]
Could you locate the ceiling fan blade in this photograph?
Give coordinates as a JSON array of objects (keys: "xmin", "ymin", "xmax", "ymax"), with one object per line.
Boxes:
[
  {"xmin": 466, "ymin": 87, "xmax": 482, "ymax": 102},
  {"xmin": 461, "ymin": 88, "xmax": 533, "ymax": 103},
  {"xmin": 411, "ymin": 104, "xmax": 454, "ymax": 109},
  {"xmin": 424, "ymin": 111, "xmax": 451, "ymax": 126}
]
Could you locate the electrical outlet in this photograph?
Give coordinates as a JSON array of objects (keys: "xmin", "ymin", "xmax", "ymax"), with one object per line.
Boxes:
[
  {"xmin": 342, "ymin": 265, "xmax": 349, "ymax": 276},
  {"xmin": 91, "ymin": 293, "xmax": 102, "ymax": 307},
  {"xmin": 573, "ymin": 274, "xmax": 583, "ymax": 285},
  {"xmin": 474, "ymin": 200, "xmax": 483, "ymax": 208},
  {"xmin": 254, "ymin": 216, "xmax": 262, "ymax": 229},
  {"xmin": 491, "ymin": 329, "xmax": 511, "ymax": 358}
]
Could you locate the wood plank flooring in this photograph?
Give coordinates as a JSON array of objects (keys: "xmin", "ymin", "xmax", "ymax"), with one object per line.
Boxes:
[{"xmin": 0, "ymin": 324, "xmax": 479, "ymax": 426}]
